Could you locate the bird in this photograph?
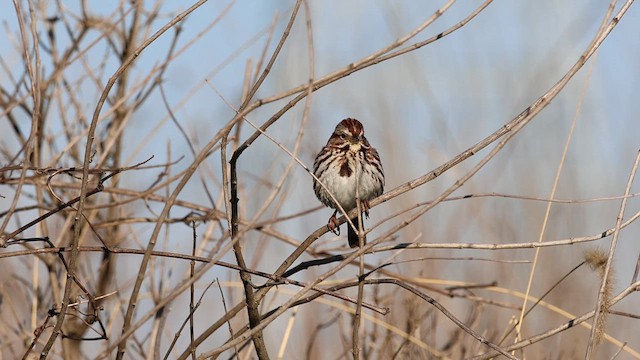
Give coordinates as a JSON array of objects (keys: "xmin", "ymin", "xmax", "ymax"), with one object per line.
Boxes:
[{"xmin": 312, "ymin": 118, "xmax": 384, "ymax": 247}]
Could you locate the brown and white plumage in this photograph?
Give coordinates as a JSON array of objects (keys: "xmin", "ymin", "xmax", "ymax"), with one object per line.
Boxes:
[{"xmin": 313, "ymin": 118, "xmax": 384, "ymax": 247}]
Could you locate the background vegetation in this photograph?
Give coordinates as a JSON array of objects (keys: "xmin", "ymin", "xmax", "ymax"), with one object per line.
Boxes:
[{"xmin": 1, "ymin": 1, "xmax": 639, "ymax": 359}]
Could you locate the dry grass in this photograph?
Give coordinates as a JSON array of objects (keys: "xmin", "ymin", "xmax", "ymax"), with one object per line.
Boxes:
[{"xmin": 1, "ymin": 1, "xmax": 639, "ymax": 359}]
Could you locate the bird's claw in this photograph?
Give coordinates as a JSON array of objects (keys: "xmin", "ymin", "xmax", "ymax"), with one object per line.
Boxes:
[
  {"xmin": 327, "ymin": 213, "xmax": 340, "ymax": 236},
  {"xmin": 363, "ymin": 200, "xmax": 371, "ymax": 219}
]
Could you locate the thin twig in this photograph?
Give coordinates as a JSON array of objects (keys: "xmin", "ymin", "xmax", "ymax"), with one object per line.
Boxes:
[
  {"xmin": 226, "ymin": 2, "xmax": 302, "ymax": 358},
  {"xmin": 100, "ymin": 2, "xmax": 211, "ymax": 359},
  {"xmin": 162, "ymin": 281, "xmax": 217, "ymax": 360},
  {"xmin": 471, "ymin": 281, "xmax": 640, "ymax": 360},
  {"xmin": 515, "ymin": 20, "xmax": 595, "ymax": 344},
  {"xmin": 189, "ymin": 221, "xmax": 197, "ymax": 360},
  {"xmin": 368, "ymin": 279, "xmax": 517, "ymax": 360},
  {"xmin": 586, "ymin": 149, "xmax": 640, "ymax": 358}
]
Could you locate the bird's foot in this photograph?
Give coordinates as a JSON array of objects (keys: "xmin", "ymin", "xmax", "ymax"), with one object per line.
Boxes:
[
  {"xmin": 362, "ymin": 200, "xmax": 371, "ymax": 219},
  {"xmin": 327, "ymin": 211, "xmax": 340, "ymax": 236}
]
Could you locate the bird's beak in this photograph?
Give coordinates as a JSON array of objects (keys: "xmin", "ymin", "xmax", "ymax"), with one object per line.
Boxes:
[{"xmin": 349, "ymin": 137, "xmax": 362, "ymax": 151}]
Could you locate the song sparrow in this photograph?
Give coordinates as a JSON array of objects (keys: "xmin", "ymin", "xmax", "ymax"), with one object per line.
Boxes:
[{"xmin": 313, "ymin": 118, "xmax": 384, "ymax": 247}]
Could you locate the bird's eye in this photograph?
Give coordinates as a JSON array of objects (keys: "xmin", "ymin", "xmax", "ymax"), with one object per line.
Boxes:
[{"xmin": 340, "ymin": 134, "xmax": 346, "ymax": 139}]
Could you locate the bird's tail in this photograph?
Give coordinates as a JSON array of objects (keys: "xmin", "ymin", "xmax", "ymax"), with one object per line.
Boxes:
[{"xmin": 347, "ymin": 216, "xmax": 366, "ymax": 248}]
